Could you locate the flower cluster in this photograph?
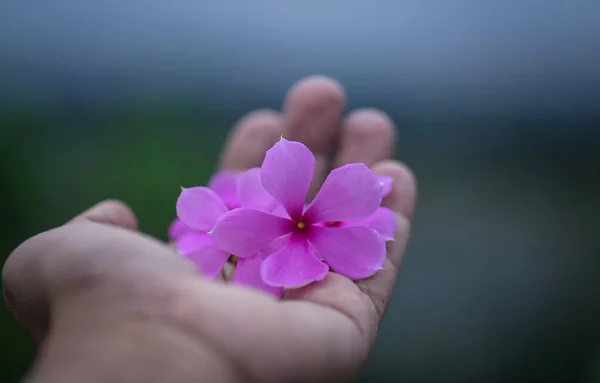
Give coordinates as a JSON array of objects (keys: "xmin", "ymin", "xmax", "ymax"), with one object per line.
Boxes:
[{"xmin": 170, "ymin": 138, "xmax": 395, "ymax": 297}]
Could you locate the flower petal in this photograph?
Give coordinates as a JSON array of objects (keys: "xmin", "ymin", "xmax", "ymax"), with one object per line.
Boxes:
[
  {"xmin": 211, "ymin": 208, "xmax": 293, "ymax": 256},
  {"xmin": 351, "ymin": 207, "xmax": 396, "ymax": 241},
  {"xmin": 379, "ymin": 176, "xmax": 393, "ymax": 198},
  {"xmin": 208, "ymin": 171, "xmax": 240, "ymax": 209},
  {"xmin": 176, "ymin": 187, "xmax": 229, "ymax": 231},
  {"xmin": 176, "ymin": 230, "xmax": 213, "ymax": 254},
  {"xmin": 304, "ymin": 163, "xmax": 382, "ymax": 223},
  {"xmin": 308, "ymin": 225, "xmax": 386, "ymax": 280},
  {"xmin": 176, "ymin": 232, "xmax": 230, "ymax": 279},
  {"xmin": 261, "ymin": 235, "xmax": 329, "ymax": 288},
  {"xmin": 234, "ymin": 254, "xmax": 283, "ymax": 297},
  {"xmin": 261, "ymin": 138, "xmax": 315, "ymax": 220},
  {"xmin": 168, "ymin": 218, "xmax": 191, "ymax": 240},
  {"xmin": 237, "ymin": 168, "xmax": 279, "ymax": 212},
  {"xmin": 271, "ymin": 204, "xmax": 290, "ymax": 218},
  {"xmin": 261, "ymin": 233, "xmax": 291, "ymax": 256}
]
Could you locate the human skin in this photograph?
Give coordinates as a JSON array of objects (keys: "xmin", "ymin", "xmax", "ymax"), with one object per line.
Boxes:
[{"xmin": 2, "ymin": 76, "xmax": 417, "ymax": 383}]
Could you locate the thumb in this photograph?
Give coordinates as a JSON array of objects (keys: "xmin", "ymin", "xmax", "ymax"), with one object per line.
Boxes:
[
  {"xmin": 69, "ymin": 199, "xmax": 138, "ymax": 231},
  {"xmin": 3, "ymin": 200, "xmax": 138, "ymax": 344}
]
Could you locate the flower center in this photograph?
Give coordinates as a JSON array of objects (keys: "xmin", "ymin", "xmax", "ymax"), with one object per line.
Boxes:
[{"xmin": 296, "ymin": 221, "xmax": 305, "ymax": 230}]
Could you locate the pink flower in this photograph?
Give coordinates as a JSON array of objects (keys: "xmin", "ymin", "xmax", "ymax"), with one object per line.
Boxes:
[
  {"xmin": 211, "ymin": 138, "xmax": 387, "ymax": 288},
  {"xmin": 232, "ymin": 252, "xmax": 283, "ymax": 298},
  {"xmin": 175, "ymin": 187, "xmax": 232, "ymax": 279},
  {"xmin": 168, "ymin": 171, "xmax": 240, "ymax": 241},
  {"xmin": 320, "ymin": 176, "xmax": 396, "ymax": 241},
  {"xmin": 229, "ymin": 168, "xmax": 282, "ymax": 297},
  {"xmin": 168, "ymin": 218, "xmax": 192, "ymax": 241},
  {"xmin": 379, "ymin": 175, "xmax": 393, "ymax": 197},
  {"xmin": 175, "ymin": 169, "xmax": 282, "ymax": 297},
  {"xmin": 207, "ymin": 170, "xmax": 241, "ymax": 210}
]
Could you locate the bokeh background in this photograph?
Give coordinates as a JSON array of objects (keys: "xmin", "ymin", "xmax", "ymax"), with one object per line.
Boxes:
[{"xmin": 1, "ymin": 1, "xmax": 599, "ymax": 382}]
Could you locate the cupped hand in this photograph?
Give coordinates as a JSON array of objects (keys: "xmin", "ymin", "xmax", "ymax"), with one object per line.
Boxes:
[{"xmin": 3, "ymin": 76, "xmax": 416, "ymax": 383}]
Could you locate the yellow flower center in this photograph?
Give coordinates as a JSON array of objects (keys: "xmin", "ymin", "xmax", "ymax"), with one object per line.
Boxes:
[{"xmin": 296, "ymin": 221, "xmax": 305, "ymax": 230}]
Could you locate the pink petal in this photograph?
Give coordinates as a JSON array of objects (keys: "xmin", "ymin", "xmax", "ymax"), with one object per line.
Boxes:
[
  {"xmin": 261, "ymin": 233, "xmax": 292, "ymax": 256},
  {"xmin": 351, "ymin": 207, "xmax": 396, "ymax": 241},
  {"xmin": 308, "ymin": 225, "xmax": 386, "ymax": 280},
  {"xmin": 261, "ymin": 235, "xmax": 329, "ymax": 288},
  {"xmin": 176, "ymin": 187, "xmax": 229, "ymax": 231},
  {"xmin": 304, "ymin": 163, "xmax": 382, "ymax": 224},
  {"xmin": 237, "ymin": 168, "xmax": 279, "ymax": 212},
  {"xmin": 271, "ymin": 204, "xmax": 290, "ymax": 218},
  {"xmin": 176, "ymin": 230, "xmax": 213, "ymax": 254},
  {"xmin": 234, "ymin": 254, "xmax": 283, "ymax": 297},
  {"xmin": 261, "ymin": 138, "xmax": 315, "ymax": 220},
  {"xmin": 211, "ymin": 208, "xmax": 293, "ymax": 256},
  {"xmin": 379, "ymin": 176, "xmax": 393, "ymax": 198},
  {"xmin": 176, "ymin": 231, "xmax": 230, "ymax": 279},
  {"xmin": 208, "ymin": 171, "xmax": 240, "ymax": 209},
  {"xmin": 168, "ymin": 218, "xmax": 191, "ymax": 240}
]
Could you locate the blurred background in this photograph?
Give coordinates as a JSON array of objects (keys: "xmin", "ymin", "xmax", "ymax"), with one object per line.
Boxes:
[{"xmin": 1, "ymin": 1, "xmax": 599, "ymax": 382}]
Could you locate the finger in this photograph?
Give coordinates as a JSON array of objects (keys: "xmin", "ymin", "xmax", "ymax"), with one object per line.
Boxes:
[
  {"xmin": 334, "ymin": 109, "xmax": 396, "ymax": 168},
  {"xmin": 219, "ymin": 110, "xmax": 283, "ymax": 171},
  {"xmin": 218, "ymin": 111, "xmax": 283, "ymax": 282},
  {"xmin": 331, "ymin": 109, "xmax": 413, "ymax": 324},
  {"xmin": 221, "ymin": 261, "xmax": 236, "ymax": 282},
  {"xmin": 282, "ymin": 76, "xmax": 345, "ymax": 199},
  {"xmin": 372, "ymin": 160, "xmax": 417, "ymax": 220},
  {"xmin": 355, "ymin": 161, "xmax": 417, "ymax": 322},
  {"xmin": 69, "ymin": 200, "xmax": 138, "ymax": 231},
  {"xmin": 214, "ymin": 111, "xmax": 283, "ymax": 284}
]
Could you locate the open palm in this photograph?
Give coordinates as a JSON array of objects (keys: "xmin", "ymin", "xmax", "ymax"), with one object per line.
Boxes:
[{"xmin": 3, "ymin": 77, "xmax": 416, "ymax": 383}]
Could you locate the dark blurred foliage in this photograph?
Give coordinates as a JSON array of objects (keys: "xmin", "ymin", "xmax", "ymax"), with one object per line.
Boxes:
[
  {"xmin": 2, "ymin": 1, "xmax": 600, "ymax": 382},
  {"xmin": 0, "ymin": 107, "xmax": 227, "ymax": 382}
]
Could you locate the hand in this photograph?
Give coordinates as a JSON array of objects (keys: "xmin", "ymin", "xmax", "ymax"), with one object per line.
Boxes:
[{"xmin": 3, "ymin": 76, "xmax": 416, "ymax": 383}]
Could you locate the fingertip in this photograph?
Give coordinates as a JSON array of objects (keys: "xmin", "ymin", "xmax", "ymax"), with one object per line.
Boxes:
[
  {"xmin": 232, "ymin": 109, "xmax": 283, "ymax": 142},
  {"xmin": 336, "ymin": 109, "xmax": 396, "ymax": 167},
  {"xmin": 371, "ymin": 161, "xmax": 417, "ymax": 219},
  {"xmin": 286, "ymin": 76, "xmax": 346, "ymax": 100},
  {"xmin": 345, "ymin": 108, "xmax": 396, "ymax": 142},
  {"xmin": 283, "ymin": 75, "xmax": 346, "ymax": 153},
  {"xmin": 220, "ymin": 109, "xmax": 283, "ymax": 171},
  {"xmin": 237, "ymin": 109, "xmax": 281, "ymax": 125},
  {"xmin": 70, "ymin": 199, "xmax": 139, "ymax": 231}
]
